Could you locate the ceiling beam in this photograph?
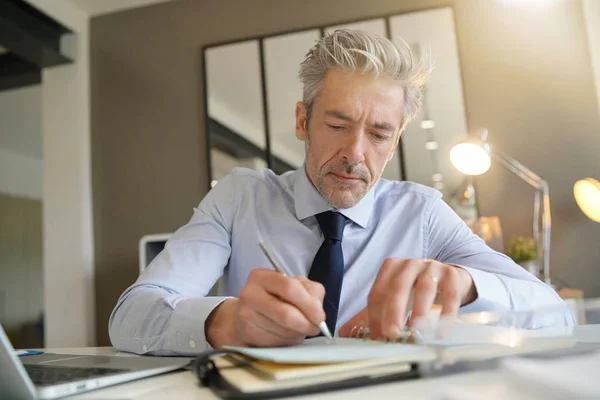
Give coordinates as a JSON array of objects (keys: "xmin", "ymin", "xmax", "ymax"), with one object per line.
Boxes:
[
  {"xmin": 0, "ymin": 0, "xmax": 75, "ymax": 68},
  {"xmin": 0, "ymin": 53, "xmax": 41, "ymax": 91}
]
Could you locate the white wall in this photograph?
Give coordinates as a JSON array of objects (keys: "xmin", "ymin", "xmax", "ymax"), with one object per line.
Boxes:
[
  {"xmin": 583, "ymin": 0, "xmax": 600, "ymax": 120},
  {"xmin": 24, "ymin": 0, "xmax": 95, "ymax": 347},
  {"xmin": 0, "ymin": 149, "xmax": 42, "ymax": 200},
  {"xmin": 0, "ymin": 86, "xmax": 42, "ymax": 200}
]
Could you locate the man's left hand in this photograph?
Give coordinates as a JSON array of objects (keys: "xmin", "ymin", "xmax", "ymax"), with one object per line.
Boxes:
[{"xmin": 339, "ymin": 258, "xmax": 477, "ymax": 340}]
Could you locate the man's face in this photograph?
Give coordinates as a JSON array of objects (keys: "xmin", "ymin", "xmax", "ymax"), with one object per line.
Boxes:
[{"xmin": 295, "ymin": 70, "xmax": 404, "ymax": 209}]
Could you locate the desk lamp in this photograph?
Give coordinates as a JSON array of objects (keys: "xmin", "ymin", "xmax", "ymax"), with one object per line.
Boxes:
[
  {"xmin": 449, "ymin": 129, "xmax": 551, "ymax": 285},
  {"xmin": 574, "ymin": 178, "xmax": 600, "ymax": 223}
]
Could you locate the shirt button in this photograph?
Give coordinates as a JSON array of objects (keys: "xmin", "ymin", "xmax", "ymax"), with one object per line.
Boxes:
[
  {"xmin": 189, "ymin": 340, "xmax": 196, "ymax": 349},
  {"xmin": 142, "ymin": 344, "xmax": 148, "ymax": 352}
]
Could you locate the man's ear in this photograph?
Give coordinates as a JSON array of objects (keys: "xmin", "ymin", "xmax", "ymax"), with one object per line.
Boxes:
[
  {"xmin": 295, "ymin": 101, "xmax": 307, "ymax": 141},
  {"xmin": 387, "ymin": 148, "xmax": 396, "ymax": 163},
  {"xmin": 387, "ymin": 131, "xmax": 401, "ymax": 162}
]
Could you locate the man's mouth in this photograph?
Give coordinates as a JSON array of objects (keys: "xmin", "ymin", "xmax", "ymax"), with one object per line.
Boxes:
[{"xmin": 330, "ymin": 172, "xmax": 363, "ymax": 183}]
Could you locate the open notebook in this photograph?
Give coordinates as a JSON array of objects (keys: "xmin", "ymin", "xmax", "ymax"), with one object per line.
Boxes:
[{"xmin": 195, "ymin": 325, "xmax": 576, "ymax": 399}]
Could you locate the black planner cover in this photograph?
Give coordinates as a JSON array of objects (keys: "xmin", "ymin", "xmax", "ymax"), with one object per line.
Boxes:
[{"xmin": 193, "ymin": 349, "xmax": 421, "ymax": 400}]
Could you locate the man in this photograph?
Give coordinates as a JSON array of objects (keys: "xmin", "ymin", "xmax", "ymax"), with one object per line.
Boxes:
[{"xmin": 109, "ymin": 29, "xmax": 573, "ymax": 355}]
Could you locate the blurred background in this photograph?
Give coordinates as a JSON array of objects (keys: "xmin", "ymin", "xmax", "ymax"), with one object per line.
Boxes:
[{"xmin": 1, "ymin": 0, "xmax": 599, "ymax": 348}]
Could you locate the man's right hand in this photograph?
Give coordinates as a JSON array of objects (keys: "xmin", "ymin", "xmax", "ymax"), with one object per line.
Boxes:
[{"xmin": 205, "ymin": 269, "xmax": 326, "ymax": 348}]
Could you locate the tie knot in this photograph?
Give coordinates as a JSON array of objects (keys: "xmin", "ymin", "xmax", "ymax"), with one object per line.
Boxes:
[{"xmin": 316, "ymin": 211, "xmax": 347, "ymax": 242}]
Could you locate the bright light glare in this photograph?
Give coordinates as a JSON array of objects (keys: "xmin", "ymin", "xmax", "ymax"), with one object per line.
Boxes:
[
  {"xmin": 450, "ymin": 143, "xmax": 491, "ymax": 175},
  {"xmin": 574, "ymin": 178, "xmax": 600, "ymax": 223},
  {"xmin": 499, "ymin": 0, "xmax": 555, "ymax": 7}
]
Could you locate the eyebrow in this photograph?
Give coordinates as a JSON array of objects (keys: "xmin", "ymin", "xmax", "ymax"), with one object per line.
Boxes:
[{"xmin": 324, "ymin": 110, "xmax": 396, "ymax": 133}]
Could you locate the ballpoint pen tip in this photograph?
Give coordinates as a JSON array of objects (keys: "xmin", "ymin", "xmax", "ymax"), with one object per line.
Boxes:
[{"xmin": 318, "ymin": 321, "xmax": 335, "ymax": 342}]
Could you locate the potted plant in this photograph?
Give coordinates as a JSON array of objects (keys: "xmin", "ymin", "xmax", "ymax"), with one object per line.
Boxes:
[{"xmin": 506, "ymin": 236, "xmax": 538, "ymax": 276}]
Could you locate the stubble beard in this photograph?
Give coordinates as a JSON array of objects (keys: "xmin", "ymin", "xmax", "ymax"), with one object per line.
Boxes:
[{"xmin": 306, "ymin": 132, "xmax": 371, "ymax": 209}]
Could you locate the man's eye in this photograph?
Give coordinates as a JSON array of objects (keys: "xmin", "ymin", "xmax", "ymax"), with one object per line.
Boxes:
[
  {"xmin": 372, "ymin": 133, "xmax": 389, "ymax": 141},
  {"xmin": 327, "ymin": 124, "xmax": 344, "ymax": 131}
]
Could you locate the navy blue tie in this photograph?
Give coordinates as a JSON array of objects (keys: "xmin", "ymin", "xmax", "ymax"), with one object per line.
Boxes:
[{"xmin": 308, "ymin": 211, "xmax": 347, "ymax": 334}]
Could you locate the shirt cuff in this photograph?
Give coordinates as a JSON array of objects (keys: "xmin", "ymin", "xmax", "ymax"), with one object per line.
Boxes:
[
  {"xmin": 454, "ymin": 265, "xmax": 511, "ymax": 314},
  {"xmin": 163, "ymin": 296, "xmax": 232, "ymax": 355}
]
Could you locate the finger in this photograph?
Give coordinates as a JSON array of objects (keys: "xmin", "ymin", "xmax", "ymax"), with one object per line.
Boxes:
[
  {"xmin": 338, "ymin": 307, "xmax": 369, "ymax": 337},
  {"xmin": 247, "ymin": 308, "xmax": 307, "ymax": 345},
  {"xmin": 238, "ymin": 306, "xmax": 305, "ymax": 347},
  {"xmin": 379, "ymin": 260, "xmax": 423, "ymax": 339},
  {"xmin": 253, "ymin": 270, "xmax": 326, "ymax": 326},
  {"xmin": 295, "ymin": 276, "xmax": 325, "ymax": 301},
  {"xmin": 254, "ymin": 277, "xmax": 323, "ymax": 339},
  {"xmin": 239, "ymin": 279, "xmax": 320, "ymax": 336},
  {"xmin": 368, "ymin": 258, "xmax": 399, "ymax": 340},
  {"xmin": 407, "ymin": 262, "xmax": 441, "ymax": 327},
  {"xmin": 253, "ymin": 308, "xmax": 312, "ymax": 340},
  {"xmin": 439, "ymin": 267, "xmax": 462, "ymax": 319}
]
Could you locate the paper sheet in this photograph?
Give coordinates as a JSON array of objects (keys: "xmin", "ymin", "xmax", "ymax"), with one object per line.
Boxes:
[{"xmin": 225, "ymin": 338, "xmax": 436, "ymax": 364}]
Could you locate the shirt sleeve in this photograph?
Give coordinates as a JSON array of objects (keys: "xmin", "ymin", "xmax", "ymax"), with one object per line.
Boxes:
[
  {"xmin": 426, "ymin": 197, "xmax": 575, "ymax": 329},
  {"xmin": 109, "ymin": 172, "xmax": 238, "ymax": 355}
]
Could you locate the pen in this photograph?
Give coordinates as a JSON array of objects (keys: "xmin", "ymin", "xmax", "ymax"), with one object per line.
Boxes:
[{"xmin": 258, "ymin": 241, "xmax": 334, "ymax": 341}]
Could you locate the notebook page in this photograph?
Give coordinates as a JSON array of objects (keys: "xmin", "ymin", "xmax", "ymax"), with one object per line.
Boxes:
[
  {"xmin": 224, "ymin": 338, "xmax": 436, "ymax": 364},
  {"xmin": 233, "ymin": 354, "xmax": 415, "ymax": 381},
  {"xmin": 224, "ymin": 324, "xmax": 574, "ymax": 365},
  {"xmin": 214, "ymin": 356, "xmax": 414, "ymax": 393}
]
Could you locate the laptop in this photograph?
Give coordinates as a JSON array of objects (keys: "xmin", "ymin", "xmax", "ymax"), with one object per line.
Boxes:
[{"xmin": 0, "ymin": 324, "xmax": 193, "ymax": 399}]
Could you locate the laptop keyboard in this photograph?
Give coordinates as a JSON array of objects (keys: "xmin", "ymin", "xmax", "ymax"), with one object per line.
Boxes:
[{"xmin": 24, "ymin": 364, "xmax": 129, "ymax": 386}]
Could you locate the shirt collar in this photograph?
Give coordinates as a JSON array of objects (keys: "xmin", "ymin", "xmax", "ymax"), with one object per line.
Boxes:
[{"xmin": 293, "ymin": 166, "xmax": 375, "ymax": 229}]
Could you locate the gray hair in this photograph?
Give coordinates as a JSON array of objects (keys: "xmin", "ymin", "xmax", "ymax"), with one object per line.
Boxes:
[{"xmin": 298, "ymin": 29, "xmax": 433, "ymax": 133}]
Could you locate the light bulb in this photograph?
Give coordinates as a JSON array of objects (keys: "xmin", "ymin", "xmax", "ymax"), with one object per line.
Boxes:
[
  {"xmin": 432, "ymin": 173, "xmax": 444, "ymax": 182},
  {"xmin": 425, "ymin": 141, "xmax": 439, "ymax": 150},
  {"xmin": 574, "ymin": 178, "xmax": 600, "ymax": 223},
  {"xmin": 450, "ymin": 142, "xmax": 491, "ymax": 175},
  {"xmin": 420, "ymin": 120, "xmax": 435, "ymax": 129}
]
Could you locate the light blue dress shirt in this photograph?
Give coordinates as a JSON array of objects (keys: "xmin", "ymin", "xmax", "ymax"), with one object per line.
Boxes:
[{"xmin": 109, "ymin": 167, "xmax": 574, "ymax": 355}]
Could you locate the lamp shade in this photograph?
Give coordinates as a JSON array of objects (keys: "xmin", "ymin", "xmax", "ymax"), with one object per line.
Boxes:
[
  {"xmin": 574, "ymin": 178, "xmax": 600, "ymax": 223},
  {"xmin": 450, "ymin": 142, "xmax": 491, "ymax": 175}
]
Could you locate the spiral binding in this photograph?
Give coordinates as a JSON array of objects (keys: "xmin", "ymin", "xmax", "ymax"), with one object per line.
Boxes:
[{"xmin": 349, "ymin": 324, "xmax": 423, "ymax": 344}]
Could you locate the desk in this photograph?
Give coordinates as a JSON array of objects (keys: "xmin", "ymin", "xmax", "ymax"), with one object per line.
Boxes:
[{"xmin": 49, "ymin": 325, "xmax": 600, "ymax": 400}]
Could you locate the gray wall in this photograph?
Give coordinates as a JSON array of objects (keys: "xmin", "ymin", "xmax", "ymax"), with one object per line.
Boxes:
[
  {"xmin": 0, "ymin": 84, "xmax": 44, "ymax": 349},
  {"xmin": 91, "ymin": 0, "xmax": 600, "ymax": 345},
  {"xmin": 0, "ymin": 194, "xmax": 43, "ymax": 349}
]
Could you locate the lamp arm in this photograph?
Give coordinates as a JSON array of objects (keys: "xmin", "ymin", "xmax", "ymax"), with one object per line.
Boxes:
[
  {"xmin": 492, "ymin": 151, "xmax": 544, "ymax": 189},
  {"xmin": 490, "ymin": 149, "xmax": 552, "ymax": 285},
  {"xmin": 541, "ymin": 181, "xmax": 552, "ymax": 285},
  {"xmin": 533, "ymin": 190, "xmax": 541, "ymax": 268}
]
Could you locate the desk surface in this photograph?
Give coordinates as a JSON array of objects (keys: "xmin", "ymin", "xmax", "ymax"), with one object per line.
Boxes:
[{"xmin": 45, "ymin": 325, "xmax": 600, "ymax": 400}]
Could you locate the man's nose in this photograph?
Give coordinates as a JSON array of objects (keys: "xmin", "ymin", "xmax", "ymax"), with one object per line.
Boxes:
[{"xmin": 340, "ymin": 131, "xmax": 367, "ymax": 165}]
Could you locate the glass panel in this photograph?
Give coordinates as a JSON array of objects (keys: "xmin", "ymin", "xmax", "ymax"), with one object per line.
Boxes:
[
  {"xmin": 390, "ymin": 8, "xmax": 469, "ymax": 199},
  {"xmin": 210, "ymin": 147, "xmax": 268, "ymax": 187},
  {"xmin": 205, "ymin": 40, "xmax": 267, "ymax": 185},
  {"xmin": 264, "ymin": 30, "xmax": 320, "ymax": 174},
  {"xmin": 326, "ymin": 19, "xmax": 404, "ymax": 181}
]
